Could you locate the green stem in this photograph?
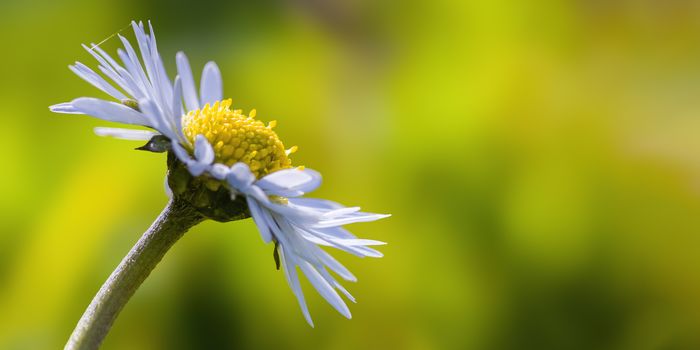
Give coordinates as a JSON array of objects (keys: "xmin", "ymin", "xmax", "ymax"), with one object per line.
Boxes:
[{"xmin": 65, "ymin": 198, "xmax": 205, "ymax": 350}]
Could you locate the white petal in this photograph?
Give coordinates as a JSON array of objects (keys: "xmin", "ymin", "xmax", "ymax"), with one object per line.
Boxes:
[
  {"xmin": 200, "ymin": 61, "xmax": 222, "ymax": 105},
  {"xmin": 315, "ymin": 249, "xmax": 356, "ymax": 282},
  {"xmin": 95, "ymin": 64, "xmax": 137, "ymax": 97},
  {"xmin": 133, "ymin": 21, "xmax": 172, "ymax": 112},
  {"xmin": 314, "ymin": 213, "xmax": 391, "ymax": 228},
  {"xmin": 70, "ymin": 63, "xmax": 127, "ymax": 100},
  {"xmin": 171, "ymin": 76, "xmax": 184, "ymax": 142},
  {"xmin": 350, "ymin": 246, "xmax": 384, "ymax": 258},
  {"xmin": 226, "ymin": 163, "xmax": 256, "ymax": 192},
  {"xmin": 118, "ymin": 35, "xmax": 153, "ymax": 95},
  {"xmin": 313, "ymin": 225, "xmax": 357, "ymax": 239},
  {"xmin": 303, "ymin": 227, "xmax": 384, "ymax": 258},
  {"xmin": 304, "ymin": 226, "xmax": 386, "ymax": 247},
  {"xmin": 289, "ymin": 197, "xmax": 344, "ymax": 210},
  {"xmin": 247, "ymin": 185, "xmax": 270, "ymax": 204},
  {"xmin": 298, "ymin": 260, "xmax": 351, "ymax": 319},
  {"xmin": 189, "ymin": 163, "xmax": 209, "ymax": 176},
  {"xmin": 112, "ymin": 64, "xmax": 147, "ymax": 100},
  {"xmin": 86, "ymin": 43, "xmax": 121, "ymax": 72},
  {"xmin": 147, "ymin": 21, "xmax": 174, "ymax": 103},
  {"xmin": 321, "ymin": 207, "xmax": 361, "ymax": 219},
  {"xmin": 94, "ymin": 127, "xmax": 156, "ymax": 140},
  {"xmin": 131, "ymin": 21, "xmax": 158, "ymax": 91},
  {"xmin": 49, "ymin": 102, "xmax": 82, "ymax": 114},
  {"xmin": 82, "ymin": 44, "xmax": 136, "ymax": 98},
  {"xmin": 247, "ymin": 197, "xmax": 273, "ymax": 243},
  {"xmin": 71, "ymin": 98, "xmax": 149, "ymax": 126},
  {"xmin": 153, "ymin": 50, "xmax": 173, "ymax": 103},
  {"xmin": 280, "ymin": 248, "xmax": 314, "ymax": 327},
  {"xmin": 194, "ymin": 134, "xmax": 215, "ymax": 164},
  {"xmin": 138, "ymin": 99, "xmax": 178, "ymax": 140},
  {"xmin": 209, "ymin": 163, "xmax": 230, "ymax": 180},
  {"xmin": 256, "ymin": 168, "xmax": 322, "ymax": 197},
  {"xmin": 171, "ymin": 140, "xmax": 214, "ymax": 176},
  {"xmin": 172, "ymin": 141, "xmax": 193, "ymax": 165},
  {"xmin": 317, "ymin": 267, "xmax": 356, "ymax": 302},
  {"xmin": 176, "ymin": 52, "xmax": 199, "ymax": 111},
  {"xmin": 87, "ymin": 43, "xmax": 147, "ymax": 100}
]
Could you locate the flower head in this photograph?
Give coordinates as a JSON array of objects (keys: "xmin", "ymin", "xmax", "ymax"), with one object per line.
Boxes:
[
  {"xmin": 181, "ymin": 99, "xmax": 293, "ymax": 177},
  {"xmin": 50, "ymin": 21, "xmax": 389, "ymax": 326}
]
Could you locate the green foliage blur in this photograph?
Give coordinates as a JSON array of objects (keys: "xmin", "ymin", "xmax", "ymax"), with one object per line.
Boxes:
[{"xmin": 2, "ymin": 0, "xmax": 700, "ymax": 349}]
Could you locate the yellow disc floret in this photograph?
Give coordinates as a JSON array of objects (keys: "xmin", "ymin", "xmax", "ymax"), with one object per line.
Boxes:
[{"xmin": 181, "ymin": 99, "xmax": 295, "ymax": 178}]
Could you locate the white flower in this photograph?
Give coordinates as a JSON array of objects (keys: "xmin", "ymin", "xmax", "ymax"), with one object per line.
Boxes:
[{"xmin": 50, "ymin": 20, "xmax": 389, "ymax": 326}]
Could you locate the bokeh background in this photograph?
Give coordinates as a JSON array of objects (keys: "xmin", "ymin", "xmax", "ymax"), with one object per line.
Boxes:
[{"xmin": 2, "ymin": 0, "xmax": 700, "ymax": 349}]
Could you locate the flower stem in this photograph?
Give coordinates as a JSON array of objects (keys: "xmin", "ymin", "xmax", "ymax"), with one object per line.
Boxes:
[{"xmin": 65, "ymin": 198, "xmax": 205, "ymax": 350}]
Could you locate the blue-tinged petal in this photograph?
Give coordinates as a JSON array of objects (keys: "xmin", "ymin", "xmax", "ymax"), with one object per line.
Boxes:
[
  {"xmin": 171, "ymin": 141, "xmax": 193, "ymax": 165},
  {"xmin": 280, "ymin": 248, "xmax": 314, "ymax": 327},
  {"xmin": 117, "ymin": 48, "xmax": 149, "ymax": 95},
  {"xmin": 171, "ymin": 76, "xmax": 185, "ymax": 142},
  {"xmin": 82, "ymin": 44, "xmax": 138, "ymax": 97},
  {"xmin": 247, "ymin": 197, "xmax": 274, "ymax": 243},
  {"xmin": 91, "ymin": 46, "xmax": 143, "ymax": 97},
  {"xmin": 189, "ymin": 163, "xmax": 209, "ymax": 176},
  {"xmin": 71, "ymin": 97, "xmax": 149, "ymax": 126},
  {"xmin": 226, "ymin": 163, "xmax": 256, "ymax": 192},
  {"xmin": 87, "ymin": 43, "xmax": 121, "ymax": 72},
  {"xmin": 297, "ymin": 260, "xmax": 351, "ymax": 319},
  {"xmin": 288, "ymin": 197, "xmax": 343, "ymax": 210},
  {"xmin": 118, "ymin": 34, "xmax": 153, "ymax": 93},
  {"xmin": 171, "ymin": 141, "xmax": 208, "ymax": 176},
  {"xmin": 263, "ymin": 200, "xmax": 326, "ymax": 223},
  {"xmin": 302, "ymin": 226, "xmax": 386, "ymax": 247},
  {"xmin": 138, "ymin": 99, "xmax": 177, "ymax": 140},
  {"xmin": 297, "ymin": 229, "xmax": 332, "ymax": 246},
  {"xmin": 313, "ymin": 225, "xmax": 358, "ymax": 239},
  {"xmin": 247, "ymin": 185, "xmax": 270, "ymax": 204},
  {"xmin": 271, "ymin": 215, "xmax": 351, "ymax": 318},
  {"xmin": 70, "ymin": 63, "xmax": 127, "ymax": 100},
  {"xmin": 315, "ymin": 249, "xmax": 357, "ymax": 282},
  {"xmin": 320, "ymin": 269, "xmax": 356, "ymax": 303},
  {"xmin": 256, "ymin": 168, "xmax": 321, "ymax": 196},
  {"xmin": 176, "ymin": 52, "xmax": 199, "ymax": 111},
  {"xmin": 94, "ymin": 127, "xmax": 156, "ymax": 140},
  {"xmin": 321, "ymin": 207, "xmax": 361, "ymax": 219},
  {"xmin": 153, "ymin": 49, "xmax": 173, "ymax": 102},
  {"xmin": 144, "ymin": 24, "xmax": 173, "ymax": 103},
  {"xmin": 209, "ymin": 163, "xmax": 230, "ymax": 180},
  {"xmin": 194, "ymin": 135, "xmax": 215, "ymax": 164},
  {"xmin": 351, "ymin": 246, "xmax": 384, "ymax": 258},
  {"xmin": 95, "ymin": 64, "xmax": 137, "ymax": 98},
  {"xmin": 49, "ymin": 102, "xmax": 82, "ymax": 114},
  {"xmin": 112, "ymin": 64, "xmax": 147, "ymax": 100},
  {"xmin": 133, "ymin": 21, "xmax": 172, "ymax": 111},
  {"xmin": 200, "ymin": 61, "xmax": 222, "ymax": 106},
  {"xmin": 91, "ymin": 46, "xmax": 144, "ymax": 99},
  {"xmin": 131, "ymin": 21, "xmax": 157, "ymax": 87},
  {"xmin": 302, "ymin": 227, "xmax": 384, "ymax": 258},
  {"xmin": 118, "ymin": 36, "xmax": 153, "ymax": 99},
  {"xmin": 323, "ymin": 242, "xmax": 383, "ymax": 258},
  {"xmin": 314, "ymin": 213, "xmax": 391, "ymax": 228}
]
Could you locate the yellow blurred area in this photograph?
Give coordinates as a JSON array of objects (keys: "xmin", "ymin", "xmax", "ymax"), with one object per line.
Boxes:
[{"xmin": 2, "ymin": 0, "xmax": 700, "ymax": 349}]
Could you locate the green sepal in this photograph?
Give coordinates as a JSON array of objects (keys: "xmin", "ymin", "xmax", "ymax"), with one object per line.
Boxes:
[
  {"xmin": 136, "ymin": 135, "xmax": 171, "ymax": 153},
  {"xmin": 166, "ymin": 152, "xmax": 250, "ymax": 222},
  {"xmin": 273, "ymin": 240, "xmax": 281, "ymax": 270}
]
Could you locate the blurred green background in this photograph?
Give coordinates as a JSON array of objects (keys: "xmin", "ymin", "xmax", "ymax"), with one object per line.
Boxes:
[{"xmin": 2, "ymin": 0, "xmax": 700, "ymax": 349}]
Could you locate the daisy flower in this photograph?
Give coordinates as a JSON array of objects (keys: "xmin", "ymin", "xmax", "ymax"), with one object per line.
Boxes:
[{"xmin": 50, "ymin": 21, "xmax": 388, "ymax": 327}]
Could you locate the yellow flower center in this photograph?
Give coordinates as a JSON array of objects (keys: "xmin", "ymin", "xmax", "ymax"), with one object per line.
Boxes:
[{"xmin": 181, "ymin": 99, "xmax": 294, "ymax": 178}]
